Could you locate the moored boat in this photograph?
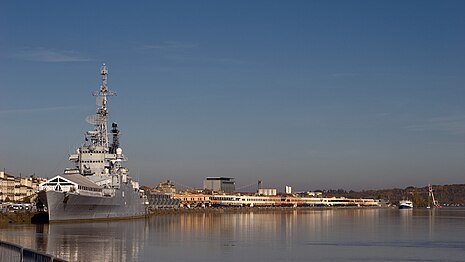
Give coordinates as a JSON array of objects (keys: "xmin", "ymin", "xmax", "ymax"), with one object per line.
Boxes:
[{"xmin": 399, "ymin": 200, "xmax": 413, "ymax": 209}]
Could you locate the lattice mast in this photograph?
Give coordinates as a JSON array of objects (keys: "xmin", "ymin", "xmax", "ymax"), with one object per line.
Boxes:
[{"xmin": 88, "ymin": 64, "xmax": 116, "ymax": 148}]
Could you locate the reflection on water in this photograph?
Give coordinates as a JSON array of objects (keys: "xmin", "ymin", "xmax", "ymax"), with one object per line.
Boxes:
[
  {"xmin": 47, "ymin": 221, "xmax": 148, "ymax": 262},
  {"xmin": 1, "ymin": 208, "xmax": 465, "ymax": 261},
  {"xmin": 0, "ymin": 220, "xmax": 149, "ymax": 262}
]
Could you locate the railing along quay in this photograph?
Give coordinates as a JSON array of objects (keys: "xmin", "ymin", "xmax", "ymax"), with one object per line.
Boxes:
[{"xmin": 0, "ymin": 240, "xmax": 67, "ymax": 262}]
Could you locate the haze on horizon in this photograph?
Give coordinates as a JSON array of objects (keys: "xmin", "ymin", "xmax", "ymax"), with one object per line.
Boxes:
[{"xmin": 0, "ymin": 1, "xmax": 464, "ymax": 192}]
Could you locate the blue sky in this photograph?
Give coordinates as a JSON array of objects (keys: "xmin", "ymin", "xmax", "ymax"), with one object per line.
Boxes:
[{"xmin": 1, "ymin": 1, "xmax": 464, "ymax": 191}]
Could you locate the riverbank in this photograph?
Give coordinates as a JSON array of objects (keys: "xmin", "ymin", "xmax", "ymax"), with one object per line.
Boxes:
[
  {"xmin": 0, "ymin": 211, "xmax": 36, "ymax": 224},
  {"xmin": 1, "ymin": 206, "xmax": 387, "ymax": 224}
]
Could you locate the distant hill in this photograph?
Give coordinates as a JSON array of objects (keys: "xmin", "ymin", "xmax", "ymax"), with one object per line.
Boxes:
[{"xmin": 322, "ymin": 184, "xmax": 465, "ymax": 207}]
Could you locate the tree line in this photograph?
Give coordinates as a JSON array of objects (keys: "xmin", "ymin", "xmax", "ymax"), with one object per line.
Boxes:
[{"xmin": 321, "ymin": 184, "xmax": 465, "ymax": 207}]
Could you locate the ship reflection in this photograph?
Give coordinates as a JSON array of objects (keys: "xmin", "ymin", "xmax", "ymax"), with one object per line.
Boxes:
[
  {"xmin": 35, "ymin": 223, "xmax": 49, "ymax": 253},
  {"xmin": 44, "ymin": 220, "xmax": 148, "ymax": 262}
]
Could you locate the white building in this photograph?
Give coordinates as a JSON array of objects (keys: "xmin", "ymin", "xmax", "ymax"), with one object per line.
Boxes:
[
  {"xmin": 258, "ymin": 188, "xmax": 277, "ymax": 196},
  {"xmin": 285, "ymin": 186, "xmax": 292, "ymax": 194}
]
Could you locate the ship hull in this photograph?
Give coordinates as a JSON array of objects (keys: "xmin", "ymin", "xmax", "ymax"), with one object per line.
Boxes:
[
  {"xmin": 38, "ymin": 183, "xmax": 147, "ymax": 222},
  {"xmin": 398, "ymin": 205, "xmax": 413, "ymax": 209}
]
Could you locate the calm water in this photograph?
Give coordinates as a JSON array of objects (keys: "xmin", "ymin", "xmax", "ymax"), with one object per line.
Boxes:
[{"xmin": 1, "ymin": 208, "xmax": 465, "ymax": 262}]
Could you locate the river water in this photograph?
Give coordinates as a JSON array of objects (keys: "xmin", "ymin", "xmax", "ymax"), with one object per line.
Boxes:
[{"xmin": 1, "ymin": 208, "xmax": 465, "ymax": 262}]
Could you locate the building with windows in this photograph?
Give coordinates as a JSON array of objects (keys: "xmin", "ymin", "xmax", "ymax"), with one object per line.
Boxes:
[
  {"xmin": 155, "ymin": 180, "xmax": 177, "ymax": 194},
  {"xmin": 0, "ymin": 171, "xmax": 15, "ymax": 202},
  {"xmin": 258, "ymin": 188, "xmax": 277, "ymax": 196},
  {"xmin": 0, "ymin": 171, "xmax": 47, "ymax": 202},
  {"xmin": 203, "ymin": 177, "xmax": 235, "ymax": 193}
]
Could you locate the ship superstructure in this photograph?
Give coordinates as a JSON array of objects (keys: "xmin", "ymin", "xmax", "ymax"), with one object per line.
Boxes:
[{"xmin": 38, "ymin": 65, "xmax": 148, "ymax": 222}]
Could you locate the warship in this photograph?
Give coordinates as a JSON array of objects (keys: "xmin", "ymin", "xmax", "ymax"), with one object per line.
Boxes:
[{"xmin": 38, "ymin": 65, "xmax": 148, "ymax": 222}]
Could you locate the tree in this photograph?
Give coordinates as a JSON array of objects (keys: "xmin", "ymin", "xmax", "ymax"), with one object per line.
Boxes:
[{"xmin": 412, "ymin": 192, "xmax": 427, "ymax": 207}]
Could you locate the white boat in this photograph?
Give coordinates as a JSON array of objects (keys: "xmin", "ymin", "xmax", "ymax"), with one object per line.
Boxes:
[{"xmin": 399, "ymin": 200, "xmax": 413, "ymax": 209}]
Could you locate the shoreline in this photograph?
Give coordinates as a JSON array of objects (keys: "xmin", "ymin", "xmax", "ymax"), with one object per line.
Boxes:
[
  {"xmin": 149, "ymin": 206, "xmax": 386, "ymax": 215},
  {"xmin": 0, "ymin": 211, "xmax": 36, "ymax": 224},
  {"xmin": 1, "ymin": 206, "xmax": 389, "ymax": 225}
]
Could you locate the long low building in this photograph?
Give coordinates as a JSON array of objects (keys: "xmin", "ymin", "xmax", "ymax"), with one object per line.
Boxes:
[{"xmin": 174, "ymin": 193, "xmax": 382, "ymax": 208}]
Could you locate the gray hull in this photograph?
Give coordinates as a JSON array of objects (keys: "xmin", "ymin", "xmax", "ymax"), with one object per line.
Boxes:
[{"xmin": 39, "ymin": 183, "xmax": 147, "ymax": 222}]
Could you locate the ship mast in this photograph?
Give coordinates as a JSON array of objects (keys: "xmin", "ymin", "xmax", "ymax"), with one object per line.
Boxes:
[{"xmin": 88, "ymin": 64, "xmax": 116, "ymax": 149}]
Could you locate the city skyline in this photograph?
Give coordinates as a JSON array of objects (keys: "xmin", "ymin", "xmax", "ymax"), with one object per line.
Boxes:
[{"xmin": 1, "ymin": 1, "xmax": 464, "ymax": 191}]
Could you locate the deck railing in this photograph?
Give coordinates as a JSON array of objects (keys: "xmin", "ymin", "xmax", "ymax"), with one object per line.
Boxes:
[{"xmin": 0, "ymin": 240, "xmax": 67, "ymax": 262}]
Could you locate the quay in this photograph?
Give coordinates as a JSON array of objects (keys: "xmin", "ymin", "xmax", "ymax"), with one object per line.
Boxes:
[{"xmin": 0, "ymin": 211, "xmax": 37, "ymax": 224}]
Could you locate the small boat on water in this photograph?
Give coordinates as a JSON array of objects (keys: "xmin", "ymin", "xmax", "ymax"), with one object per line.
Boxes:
[{"xmin": 399, "ymin": 200, "xmax": 413, "ymax": 209}]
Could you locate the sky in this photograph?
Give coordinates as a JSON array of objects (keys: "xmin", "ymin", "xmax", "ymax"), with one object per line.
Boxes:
[{"xmin": 0, "ymin": 1, "xmax": 464, "ymax": 192}]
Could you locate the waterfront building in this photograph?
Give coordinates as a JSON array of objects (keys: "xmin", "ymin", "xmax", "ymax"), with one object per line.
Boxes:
[
  {"xmin": 174, "ymin": 193, "xmax": 211, "ymax": 208},
  {"xmin": 147, "ymin": 180, "xmax": 180, "ymax": 208},
  {"xmin": 258, "ymin": 188, "xmax": 277, "ymax": 196},
  {"xmin": 0, "ymin": 171, "xmax": 47, "ymax": 202},
  {"xmin": 155, "ymin": 180, "xmax": 177, "ymax": 194},
  {"xmin": 0, "ymin": 171, "xmax": 15, "ymax": 202},
  {"xmin": 173, "ymin": 192, "xmax": 381, "ymax": 208},
  {"xmin": 285, "ymin": 186, "xmax": 292, "ymax": 194},
  {"xmin": 296, "ymin": 191, "xmax": 323, "ymax": 197},
  {"xmin": 203, "ymin": 177, "xmax": 235, "ymax": 193}
]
